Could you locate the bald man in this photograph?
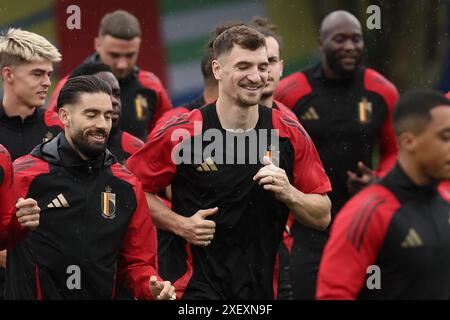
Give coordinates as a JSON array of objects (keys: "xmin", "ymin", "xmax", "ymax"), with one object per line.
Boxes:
[{"xmin": 275, "ymin": 10, "xmax": 399, "ymax": 299}]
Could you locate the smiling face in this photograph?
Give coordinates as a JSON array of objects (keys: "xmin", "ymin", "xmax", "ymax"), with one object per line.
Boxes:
[
  {"xmin": 213, "ymin": 44, "xmax": 269, "ymax": 108},
  {"xmin": 320, "ymin": 18, "xmax": 364, "ymax": 80},
  {"xmin": 261, "ymin": 36, "xmax": 283, "ymax": 101},
  {"xmin": 60, "ymin": 92, "xmax": 113, "ymax": 159},
  {"xmin": 2, "ymin": 58, "xmax": 53, "ymax": 108}
]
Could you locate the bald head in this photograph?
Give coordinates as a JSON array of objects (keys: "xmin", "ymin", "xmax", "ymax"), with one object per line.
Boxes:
[{"xmin": 320, "ymin": 10, "xmax": 362, "ymax": 40}]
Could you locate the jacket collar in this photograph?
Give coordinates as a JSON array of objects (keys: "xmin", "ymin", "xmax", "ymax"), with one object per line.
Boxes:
[{"xmin": 31, "ymin": 132, "xmax": 116, "ymax": 169}]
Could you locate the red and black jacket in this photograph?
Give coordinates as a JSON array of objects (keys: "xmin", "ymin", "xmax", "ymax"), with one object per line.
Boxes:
[
  {"xmin": 47, "ymin": 54, "xmax": 172, "ymax": 141},
  {"xmin": 107, "ymin": 129, "xmax": 144, "ymax": 165},
  {"xmin": 0, "ymin": 103, "xmax": 63, "ymax": 161},
  {"xmin": 275, "ymin": 65, "xmax": 398, "ymax": 216},
  {"xmin": 0, "ymin": 144, "xmax": 16, "ymax": 249},
  {"xmin": 5, "ymin": 133, "xmax": 160, "ymax": 299},
  {"xmin": 317, "ymin": 164, "xmax": 450, "ymax": 299},
  {"xmin": 127, "ymin": 103, "xmax": 331, "ymax": 299}
]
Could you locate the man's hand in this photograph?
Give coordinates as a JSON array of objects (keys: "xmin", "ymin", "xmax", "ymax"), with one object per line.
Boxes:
[
  {"xmin": 177, "ymin": 208, "xmax": 218, "ymax": 247},
  {"xmin": 15, "ymin": 198, "xmax": 40, "ymax": 231},
  {"xmin": 253, "ymin": 156, "xmax": 294, "ymax": 203},
  {"xmin": 149, "ymin": 275, "xmax": 176, "ymax": 300},
  {"xmin": 347, "ymin": 161, "xmax": 375, "ymax": 194}
]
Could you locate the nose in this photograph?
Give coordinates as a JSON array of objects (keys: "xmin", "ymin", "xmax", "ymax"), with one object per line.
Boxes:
[
  {"xmin": 42, "ymin": 74, "xmax": 51, "ymax": 87},
  {"xmin": 247, "ymin": 67, "xmax": 264, "ymax": 83},
  {"xmin": 95, "ymin": 115, "xmax": 109, "ymax": 131},
  {"xmin": 117, "ymin": 57, "xmax": 127, "ymax": 70},
  {"xmin": 343, "ymin": 39, "xmax": 356, "ymax": 52}
]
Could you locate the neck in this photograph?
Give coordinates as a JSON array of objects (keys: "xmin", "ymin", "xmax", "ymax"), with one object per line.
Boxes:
[
  {"xmin": 64, "ymin": 132, "xmax": 90, "ymax": 161},
  {"xmin": 398, "ymin": 154, "xmax": 434, "ymax": 186},
  {"xmin": 321, "ymin": 60, "xmax": 338, "ymax": 81},
  {"xmin": 203, "ymin": 82, "xmax": 218, "ymax": 104},
  {"xmin": 260, "ymin": 94, "xmax": 274, "ymax": 108},
  {"xmin": 2, "ymin": 93, "xmax": 36, "ymax": 120},
  {"xmin": 216, "ymin": 95, "xmax": 259, "ymax": 130}
]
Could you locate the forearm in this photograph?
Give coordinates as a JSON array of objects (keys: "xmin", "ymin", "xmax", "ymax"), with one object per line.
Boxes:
[
  {"xmin": 145, "ymin": 192, "xmax": 186, "ymax": 236},
  {"xmin": 283, "ymin": 187, "xmax": 331, "ymax": 231}
]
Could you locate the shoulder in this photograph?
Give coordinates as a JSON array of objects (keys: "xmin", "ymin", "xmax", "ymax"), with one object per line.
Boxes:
[
  {"xmin": 0, "ymin": 144, "xmax": 12, "ymax": 165},
  {"xmin": 272, "ymin": 106, "xmax": 311, "ymax": 141},
  {"xmin": 336, "ymin": 184, "xmax": 401, "ymax": 230},
  {"xmin": 110, "ymin": 163, "xmax": 140, "ymax": 188},
  {"xmin": 438, "ymin": 181, "xmax": 450, "ymax": 203},
  {"xmin": 137, "ymin": 70, "xmax": 165, "ymax": 91},
  {"xmin": 43, "ymin": 109, "xmax": 64, "ymax": 129},
  {"xmin": 13, "ymin": 154, "xmax": 49, "ymax": 177},
  {"xmin": 150, "ymin": 108, "xmax": 203, "ymax": 142},
  {"xmin": 275, "ymin": 71, "xmax": 313, "ymax": 108},
  {"xmin": 121, "ymin": 131, "xmax": 145, "ymax": 149},
  {"xmin": 363, "ymin": 68, "xmax": 399, "ymax": 109}
]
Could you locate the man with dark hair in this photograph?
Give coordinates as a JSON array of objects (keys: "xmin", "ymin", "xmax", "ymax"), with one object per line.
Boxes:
[
  {"xmin": 0, "ymin": 27, "xmax": 63, "ymax": 299},
  {"xmin": 127, "ymin": 25, "xmax": 331, "ymax": 300},
  {"xmin": 68, "ymin": 62, "xmax": 144, "ymax": 164},
  {"xmin": 274, "ymin": 10, "xmax": 399, "ymax": 299},
  {"xmin": 317, "ymin": 89, "xmax": 450, "ymax": 299},
  {"xmin": 48, "ymin": 10, "xmax": 172, "ymax": 140},
  {"xmin": 5, "ymin": 75, "xmax": 175, "ymax": 300},
  {"xmin": 160, "ymin": 21, "xmax": 246, "ymax": 124}
]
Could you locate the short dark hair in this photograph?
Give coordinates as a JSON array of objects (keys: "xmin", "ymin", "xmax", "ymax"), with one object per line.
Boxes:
[
  {"xmin": 393, "ymin": 89, "xmax": 450, "ymax": 135},
  {"xmin": 69, "ymin": 62, "xmax": 112, "ymax": 79},
  {"xmin": 57, "ymin": 75, "xmax": 112, "ymax": 111},
  {"xmin": 99, "ymin": 10, "xmax": 141, "ymax": 40},
  {"xmin": 250, "ymin": 16, "xmax": 283, "ymax": 55},
  {"xmin": 213, "ymin": 25, "xmax": 266, "ymax": 59},
  {"xmin": 202, "ymin": 21, "xmax": 246, "ymax": 80}
]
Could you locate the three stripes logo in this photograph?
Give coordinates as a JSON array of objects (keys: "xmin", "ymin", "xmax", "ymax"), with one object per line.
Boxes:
[
  {"xmin": 301, "ymin": 107, "xmax": 320, "ymax": 120},
  {"xmin": 401, "ymin": 228, "xmax": 423, "ymax": 248},
  {"xmin": 47, "ymin": 193, "xmax": 69, "ymax": 208},
  {"xmin": 196, "ymin": 157, "xmax": 218, "ymax": 172}
]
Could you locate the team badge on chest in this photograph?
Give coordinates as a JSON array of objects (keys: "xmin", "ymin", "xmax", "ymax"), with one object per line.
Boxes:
[
  {"xmin": 135, "ymin": 94, "xmax": 148, "ymax": 120},
  {"xmin": 101, "ymin": 186, "xmax": 116, "ymax": 219},
  {"xmin": 358, "ymin": 97, "xmax": 373, "ymax": 124}
]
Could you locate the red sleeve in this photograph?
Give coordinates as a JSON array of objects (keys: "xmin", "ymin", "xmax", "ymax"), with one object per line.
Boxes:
[
  {"xmin": 44, "ymin": 109, "xmax": 64, "ymax": 130},
  {"xmin": 438, "ymin": 181, "xmax": 450, "ymax": 203},
  {"xmin": 6, "ymin": 155, "xmax": 50, "ymax": 248},
  {"xmin": 121, "ymin": 132, "xmax": 145, "ymax": 156},
  {"xmin": 127, "ymin": 110, "xmax": 202, "ymax": 194},
  {"xmin": 0, "ymin": 145, "xmax": 14, "ymax": 250},
  {"xmin": 364, "ymin": 69, "xmax": 399, "ymax": 177},
  {"xmin": 274, "ymin": 72, "xmax": 312, "ymax": 110},
  {"xmin": 137, "ymin": 71, "xmax": 173, "ymax": 132},
  {"xmin": 273, "ymin": 109, "xmax": 331, "ymax": 194},
  {"xmin": 446, "ymin": 91, "xmax": 450, "ymax": 99},
  {"xmin": 46, "ymin": 75, "xmax": 69, "ymax": 113},
  {"xmin": 112, "ymin": 164, "xmax": 161, "ymax": 300},
  {"xmin": 146, "ymin": 106, "xmax": 189, "ymax": 141},
  {"xmin": 316, "ymin": 185, "xmax": 400, "ymax": 299}
]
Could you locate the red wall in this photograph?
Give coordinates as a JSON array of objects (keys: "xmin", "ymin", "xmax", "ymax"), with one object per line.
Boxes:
[{"xmin": 55, "ymin": 0, "xmax": 166, "ymax": 84}]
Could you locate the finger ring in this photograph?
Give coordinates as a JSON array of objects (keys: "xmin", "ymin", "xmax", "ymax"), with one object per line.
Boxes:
[
  {"xmin": 170, "ymin": 294, "xmax": 176, "ymax": 300},
  {"xmin": 272, "ymin": 176, "xmax": 276, "ymax": 185},
  {"xmin": 203, "ymin": 241, "xmax": 209, "ymax": 247}
]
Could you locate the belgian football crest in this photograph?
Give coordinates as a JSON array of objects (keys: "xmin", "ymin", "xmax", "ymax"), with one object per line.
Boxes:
[
  {"xmin": 134, "ymin": 94, "xmax": 148, "ymax": 120},
  {"xmin": 358, "ymin": 97, "xmax": 373, "ymax": 124},
  {"xmin": 42, "ymin": 131, "xmax": 54, "ymax": 143},
  {"xmin": 101, "ymin": 186, "xmax": 116, "ymax": 219}
]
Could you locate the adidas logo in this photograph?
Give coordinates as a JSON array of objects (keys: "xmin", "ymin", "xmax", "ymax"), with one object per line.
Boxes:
[
  {"xmin": 401, "ymin": 228, "xmax": 423, "ymax": 248},
  {"xmin": 47, "ymin": 193, "xmax": 69, "ymax": 208},
  {"xmin": 196, "ymin": 157, "xmax": 218, "ymax": 172},
  {"xmin": 301, "ymin": 107, "xmax": 319, "ymax": 120}
]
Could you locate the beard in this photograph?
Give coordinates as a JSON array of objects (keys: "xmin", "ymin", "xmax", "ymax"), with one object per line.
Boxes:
[
  {"xmin": 326, "ymin": 50, "xmax": 361, "ymax": 81},
  {"xmin": 71, "ymin": 128, "xmax": 108, "ymax": 159}
]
